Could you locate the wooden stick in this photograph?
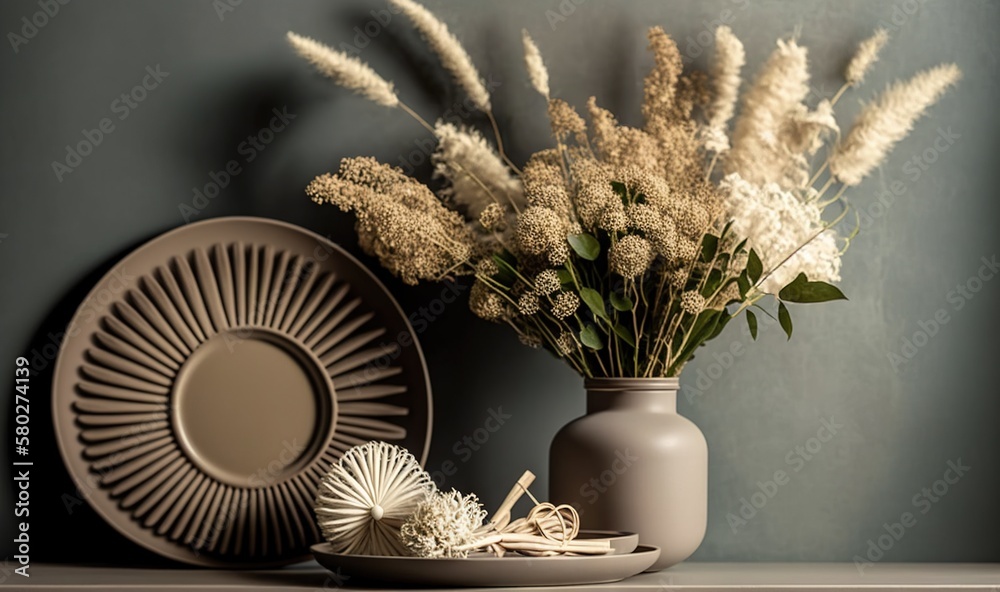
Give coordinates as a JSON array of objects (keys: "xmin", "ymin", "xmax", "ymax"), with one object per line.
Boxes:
[{"xmin": 484, "ymin": 470, "xmax": 535, "ymax": 531}]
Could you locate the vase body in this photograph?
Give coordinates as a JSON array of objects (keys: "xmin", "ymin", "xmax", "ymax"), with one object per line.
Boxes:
[{"xmin": 549, "ymin": 377, "xmax": 707, "ymax": 570}]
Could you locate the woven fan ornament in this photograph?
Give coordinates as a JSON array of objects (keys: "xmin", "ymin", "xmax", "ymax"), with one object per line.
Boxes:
[{"xmin": 314, "ymin": 441, "xmax": 433, "ymax": 555}]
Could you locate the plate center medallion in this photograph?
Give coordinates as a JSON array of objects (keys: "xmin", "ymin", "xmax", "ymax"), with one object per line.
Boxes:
[{"xmin": 172, "ymin": 328, "xmax": 334, "ymax": 487}]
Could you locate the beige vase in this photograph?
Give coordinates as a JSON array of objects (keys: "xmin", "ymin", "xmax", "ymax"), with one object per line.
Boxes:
[{"xmin": 549, "ymin": 377, "xmax": 707, "ymax": 570}]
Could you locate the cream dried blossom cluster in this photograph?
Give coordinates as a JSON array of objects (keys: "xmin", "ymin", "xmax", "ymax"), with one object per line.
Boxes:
[
  {"xmin": 721, "ymin": 173, "xmax": 842, "ymax": 295},
  {"xmin": 306, "ymin": 157, "xmax": 477, "ymax": 285},
  {"xmin": 289, "ymin": 0, "xmax": 958, "ymax": 378}
]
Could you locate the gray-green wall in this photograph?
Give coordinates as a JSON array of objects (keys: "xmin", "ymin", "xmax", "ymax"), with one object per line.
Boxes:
[{"xmin": 1, "ymin": 0, "xmax": 998, "ymax": 566}]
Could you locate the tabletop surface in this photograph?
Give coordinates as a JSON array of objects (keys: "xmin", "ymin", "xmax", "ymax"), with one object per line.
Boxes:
[{"xmin": 7, "ymin": 562, "xmax": 1000, "ymax": 591}]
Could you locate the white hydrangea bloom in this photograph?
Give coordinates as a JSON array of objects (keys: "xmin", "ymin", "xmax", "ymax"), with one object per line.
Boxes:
[{"xmin": 721, "ymin": 173, "xmax": 842, "ymax": 295}]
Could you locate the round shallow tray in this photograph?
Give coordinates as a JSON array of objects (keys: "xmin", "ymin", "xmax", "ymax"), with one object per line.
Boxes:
[
  {"xmin": 52, "ymin": 217, "xmax": 432, "ymax": 567},
  {"xmin": 311, "ymin": 542, "xmax": 660, "ymax": 587}
]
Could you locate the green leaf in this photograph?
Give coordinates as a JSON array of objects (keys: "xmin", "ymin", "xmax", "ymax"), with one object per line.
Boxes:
[
  {"xmin": 612, "ymin": 323, "xmax": 636, "ymax": 347},
  {"xmin": 669, "ymin": 309, "xmax": 724, "ymax": 374},
  {"xmin": 746, "ymin": 309, "xmax": 758, "ymax": 340},
  {"xmin": 778, "ymin": 301, "xmax": 793, "ymax": 340},
  {"xmin": 568, "ymin": 233, "xmax": 600, "ymax": 261},
  {"xmin": 610, "ymin": 291, "xmax": 633, "ymax": 312},
  {"xmin": 734, "ymin": 238, "xmax": 748, "ymax": 254},
  {"xmin": 579, "ymin": 324, "xmax": 603, "ymax": 350},
  {"xmin": 556, "ymin": 269, "xmax": 573, "ymax": 285},
  {"xmin": 720, "ymin": 220, "xmax": 733, "ymax": 241},
  {"xmin": 716, "ymin": 252, "xmax": 731, "ymax": 269},
  {"xmin": 490, "ymin": 252, "xmax": 517, "ymax": 286},
  {"xmin": 778, "ymin": 273, "xmax": 849, "ymax": 303},
  {"xmin": 701, "ymin": 268, "xmax": 724, "ymax": 298},
  {"xmin": 706, "ymin": 311, "xmax": 732, "ymax": 341},
  {"xmin": 747, "ymin": 249, "xmax": 763, "ymax": 284},
  {"xmin": 737, "ymin": 270, "xmax": 751, "ymax": 298},
  {"xmin": 579, "ymin": 287, "xmax": 610, "ymax": 320},
  {"xmin": 701, "ymin": 234, "xmax": 719, "ymax": 262}
]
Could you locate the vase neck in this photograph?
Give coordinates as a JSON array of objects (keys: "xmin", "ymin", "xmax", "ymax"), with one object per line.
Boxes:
[{"xmin": 585, "ymin": 378, "xmax": 679, "ymax": 414}]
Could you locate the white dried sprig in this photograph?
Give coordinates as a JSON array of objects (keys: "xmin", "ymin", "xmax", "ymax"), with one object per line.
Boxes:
[
  {"xmin": 703, "ymin": 26, "xmax": 745, "ymax": 153},
  {"xmin": 399, "ymin": 489, "xmax": 487, "ymax": 558},
  {"xmin": 522, "ymin": 29, "xmax": 550, "ymax": 98},
  {"xmin": 433, "ymin": 121, "xmax": 524, "ymax": 217},
  {"xmin": 846, "ymin": 29, "xmax": 889, "ymax": 86},
  {"xmin": 287, "ymin": 32, "xmax": 399, "ymax": 108},
  {"xmin": 390, "ymin": 0, "xmax": 491, "ymax": 111},
  {"xmin": 726, "ymin": 38, "xmax": 811, "ymax": 185},
  {"xmin": 830, "ymin": 63, "xmax": 961, "ymax": 186}
]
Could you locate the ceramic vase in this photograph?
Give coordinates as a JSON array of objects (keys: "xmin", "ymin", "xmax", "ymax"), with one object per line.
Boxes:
[{"xmin": 549, "ymin": 377, "xmax": 707, "ymax": 570}]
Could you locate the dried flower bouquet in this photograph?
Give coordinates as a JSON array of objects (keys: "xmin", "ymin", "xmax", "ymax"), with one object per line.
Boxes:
[{"xmin": 289, "ymin": 0, "xmax": 959, "ymax": 378}]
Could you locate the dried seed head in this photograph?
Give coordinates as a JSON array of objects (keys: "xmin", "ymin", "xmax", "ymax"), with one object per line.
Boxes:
[
  {"xmin": 670, "ymin": 268, "xmax": 689, "ymax": 289},
  {"xmin": 516, "ymin": 206, "xmax": 565, "ymax": 255},
  {"xmin": 609, "ymin": 234, "xmax": 654, "ymax": 278},
  {"xmin": 548, "ymin": 98, "xmax": 587, "ymax": 137},
  {"xmin": 547, "ymin": 242, "xmax": 571, "ymax": 266},
  {"xmin": 519, "ymin": 332, "xmax": 544, "ymax": 348},
  {"xmin": 625, "ymin": 203, "xmax": 663, "ymax": 234},
  {"xmin": 522, "ymin": 29, "xmax": 550, "ymax": 97},
  {"xmin": 597, "ymin": 203, "xmax": 628, "ymax": 233},
  {"xmin": 846, "ymin": 29, "xmax": 889, "ymax": 86},
  {"xmin": 669, "ymin": 237, "xmax": 700, "ymax": 265},
  {"xmin": 555, "ymin": 331, "xmax": 577, "ymax": 356},
  {"xmin": 517, "ymin": 292, "xmax": 540, "ymax": 315},
  {"xmin": 469, "ymin": 279, "xmax": 504, "ymax": 321},
  {"xmin": 479, "ymin": 202, "xmax": 505, "ymax": 230},
  {"xmin": 476, "ymin": 258, "xmax": 500, "ymax": 277},
  {"xmin": 533, "ymin": 269, "xmax": 562, "ymax": 294},
  {"xmin": 680, "ymin": 290, "xmax": 706, "ymax": 315},
  {"xmin": 575, "ymin": 180, "xmax": 618, "ymax": 230},
  {"xmin": 551, "ymin": 291, "xmax": 580, "ymax": 319}
]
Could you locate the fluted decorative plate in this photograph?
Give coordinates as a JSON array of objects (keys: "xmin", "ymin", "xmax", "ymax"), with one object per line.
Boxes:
[{"xmin": 52, "ymin": 217, "xmax": 432, "ymax": 567}]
